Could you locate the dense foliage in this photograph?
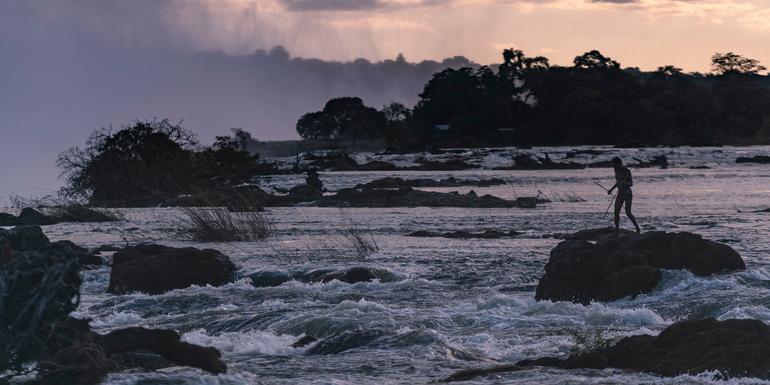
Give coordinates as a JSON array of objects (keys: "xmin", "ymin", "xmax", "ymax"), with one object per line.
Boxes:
[
  {"xmin": 298, "ymin": 50, "xmax": 770, "ymax": 148},
  {"xmin": 58, "ymin": 120, "xmax": 259, "ymax": 206}
]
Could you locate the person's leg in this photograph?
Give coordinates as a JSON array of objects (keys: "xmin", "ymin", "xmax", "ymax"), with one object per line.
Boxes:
[
  {"xmin": 625, "ymin": 195, "xmax": 641, "ymax": 233},
  {"xmin": 614, "ymin": 195, "xmax": 623, "ymax": 231}
]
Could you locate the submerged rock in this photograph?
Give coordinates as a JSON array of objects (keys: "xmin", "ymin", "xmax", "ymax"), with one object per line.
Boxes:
[
  {"xmin": 305, "ymin": 329, "xmax": 385, "ymax": 355},
  {"xmin": 535, "ymin": 231, "xmax": 745, "ymax": 303},
  {"xmin": 444, "ymin": 318, "xmax": 770, "ymax": 382},
  {"xmin": 108, "ymin": 244, "xmax": 236, "ymax": 294}
]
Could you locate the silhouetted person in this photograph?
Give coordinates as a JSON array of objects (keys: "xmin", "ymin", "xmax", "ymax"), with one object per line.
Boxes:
[{"xmin": 607, "ymin": 157, "xmax": 641, "ymax": 234}]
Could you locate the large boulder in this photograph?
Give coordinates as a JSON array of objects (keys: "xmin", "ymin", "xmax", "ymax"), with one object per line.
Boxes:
[
  {"xmin": 536, "ymin": 231, "xmax": 745, "ymax": 303},
  {"xmin": 108, "ymin": 244, "xmax": 236, "ymax": 294},
  {"xmin": 444, "ymin": 319, "xmax": 770, "ymax": 382},
  {"xmin": 17, "ymin": 208, "xmax": 55, "ymax": 225}
]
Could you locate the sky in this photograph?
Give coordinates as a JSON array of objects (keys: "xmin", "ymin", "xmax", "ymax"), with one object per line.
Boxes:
[{"xmin": 1, "ymin": 0, "xmax": 769, "ymax": 201}]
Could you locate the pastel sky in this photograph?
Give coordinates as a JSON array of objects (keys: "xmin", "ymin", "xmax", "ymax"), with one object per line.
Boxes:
[{"xmin": 0, "ymin": 0, "xmax": 768, "ymax": 200}]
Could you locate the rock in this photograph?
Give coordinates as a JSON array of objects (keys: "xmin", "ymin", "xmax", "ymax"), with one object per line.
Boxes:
[
  {"xmin": 248, "ymin": 270, "xmax": 292, "ymax": 287},
  {"xmin": 305, "ymin": 151, "xmax": 360, "ymax": 171},
  {"xmin": 46, "ymin": 240, "xmax": 102, "ymax": 266},
  {"xmin": 0, "ymin": 212, "xmax": 17, "ymax": 226},
  {"xmin": 291, "ymin": 335, "xmax": 318, "ymax": 348},
  {"xmin": 355, "ymin": 177, "xmax": 506, "ymax": 189},
  {"xmin": 550, "ymin": 227, "xmax": 635, "ymax": 242},
  {"xmin": 0, "ymin": 226, "xmax": 100, "ymax": 266},
  {"xmin": 102, "ymin": 327, "xmax": 226, "ymax": 374},
  {"xmin": 315, "ymin": 187, "xmax": 546, "ymax": 208},
  {"xmin": 17, "ymin": 207, "xmax": 55, "ymax": 225},
  {"xmin": 444, "ymin": 319, "xmax": 770, "ymax": 382},
  {"xmin": 0, "ymin": 225, "xmax": 50, "ymax": 251},
  {"xmin": 317, "ymin": 266, "xmax": 376, "ymax": 284},
  {"xmin": 108, "ymin": 244, "xmax": 236, "ymax": 294},
  {"xmin": 407, "ymin": 230, "xmax": 520, "ymax": 239},
  {"xmin": 408, "ymin": 158, "xmax": 476, "ymax": 171},
  {"xmin": 737, "ymin": 155, "xmax": 770, "ymax": 164},
  {"xmin": 535, "ymin": 231, "xmax": 745, "ymax": 303},
  {"xmin": 357, "ymin": 160, "xmax": 399, "ymax": 171}
]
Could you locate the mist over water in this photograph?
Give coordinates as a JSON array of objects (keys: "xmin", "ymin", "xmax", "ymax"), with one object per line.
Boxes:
[
  {"xmin": 0, "ymin": 1, "xmax": 473, "ymax": 202},
  {"xmin": 35, "ymin": 145, "xmax": 770, "ymax": 384}
]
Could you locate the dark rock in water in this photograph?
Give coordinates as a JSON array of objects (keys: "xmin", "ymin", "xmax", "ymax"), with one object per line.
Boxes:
[
  {"xmin": 91, "ymin": 244, "xmax": 123, "ymax": 253},
  {"xmin": 1, "ymin": 232, "xmax": 226, "ymax": 384},
  {"xmin": 315, "ymin": 187, "xmax": 546, "ymax": 208},
  {"xmin": 291, "ymin": 335, "xmax": 318, "ymax": 348},
  {"xmin": 444, "ymin": 319, "xmax": 770, "ymax": 382},
  {"xmin": 46, "ymin": 240, "xmax": 103, "ymax": 266},
  {"xmin": 0, "ymin": 226, "xmax": 101, "ymax": 266},
  {"xmin": 248, "ymin": 266, "xmax": 399, "ymax": 287},
  {"xmin": 550, "ymin": 227, "xmax": 635, "ymax": 242},
  {"xmin": 737, "ymin": 155, "xmax": 770, "ymax": 164},
  {"xmin": 317, "ymin": 266, "xmax": 376, "ymax": 284},
  {"xmin": 305, "ymin": 151, "xmax": 360, "ymax": 171},
  {"xmin": 408, "ymin": 158, "xmax": 476, "ymax": 171},
  {"xmin": 248, "ymin": 270, "xmax": 293, "ymax": 287},
  {"xmin": 108, "ymin": 244, "xmax": 236, "ymax": 294},
  {"xmin": 496, "ymin": 153, "xmax": 585, "ymax": 170},
  {"xmin": 17, "ymin": 207, "xmax": 55, "ymax": 225},
  {"xmin": 305, "ymin": 329, "xmax": 384, "ymax": 355},
  {"xmin": 0, "ymin": 212, "xmax": 17, "ymax": 226},
  {"xmin": 358, "ymin": 160, "xmax": 398, "ymax": 171},
  {"xmin": 535, "ymin": 231, "xmax": 745, "ymax": 303},
  {"xmin": 355, "ymin": 176, "xmax": 506, "ymax": 189},
  {"xmin": 102, "ymin": 327, "xmax": 226, "ymax": 374},
  {"xmin": 0, "ymin": 225, "xmax": 50, "ymax": 251},
  {"xmin": 407, "ymin": 230, "xmax": 520, "ymax": 239}
]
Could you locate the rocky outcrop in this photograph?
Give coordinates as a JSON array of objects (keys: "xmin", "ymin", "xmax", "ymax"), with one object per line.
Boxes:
[
  {"xmin": 495, "ymin": 154, "xmax": 668, "ymax": 170},
  {"xmin": 0, "ymin": 225, "xmax": 101, "ymax": 266},
  {"xmin": 314, "ymin": 187, "xmax": 546, "ymax": 208},
  {"xmin": 0, "ymin": 234, "xmax": 225, "ymax": 384},
  {"xmin": 0, "ymin": 208, "xmax": 54, "ymax": 226},
  {"xmin": 354, "ymin": 176, "xmax": 506, "ymax": 189},
  {"xmin": 535, "ymin": 231, "xmax": 745, "ymax": 303},
  {"xmin": 407, "ymin": 230, "xmax": 520, "ymax": 239},
  {"xmin": 108, "ymin": 244, "xmax": 236, "ymax": 294},
  {"xmin": 444, "ymin": 318, "xmax": 770, "ymax": 382},
  {"xmin": 547, "ymin": 226, "xmax": 635, "ymax": 242},
  {"xmin": 102, "ymin": 327, "xmax": 226, "ymax": 374}
]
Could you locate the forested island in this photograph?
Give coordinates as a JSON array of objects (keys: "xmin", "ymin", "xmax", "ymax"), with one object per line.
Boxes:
[{"xmin": 295, "ymin": 50, "xmax": 770, "ymax": 149}]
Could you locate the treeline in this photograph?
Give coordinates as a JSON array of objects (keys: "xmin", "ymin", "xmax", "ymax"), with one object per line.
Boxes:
[{"xmin": 296, "ymin": 50, "xmax": 770, "ymax": 148}]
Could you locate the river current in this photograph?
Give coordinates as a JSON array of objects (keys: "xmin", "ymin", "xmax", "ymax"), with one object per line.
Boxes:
[{"xmin": 33, "ymin": 146, "xmax": 770, "ymax": 384}]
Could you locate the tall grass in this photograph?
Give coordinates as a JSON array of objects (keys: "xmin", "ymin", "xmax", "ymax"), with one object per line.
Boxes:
[
  {"xmin": 9, "ymin": 194, "xmax": 123, "ymax": 222},
  {"xmin": 177, "ymin": 190, "xmax": 273, "ymax": 242}
]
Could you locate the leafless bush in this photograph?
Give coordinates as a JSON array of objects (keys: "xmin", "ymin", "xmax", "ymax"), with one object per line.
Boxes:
[
  {"xmin": 310, "ymin": 208, "xmax": 379, "ymax": 262},
  {"xmin": 9, "ymin": 194, "xmax": 123, "ymax": 222},
  {"xmin": 176, "ymin": 190, "xmax": 273, "ymax": 242}
]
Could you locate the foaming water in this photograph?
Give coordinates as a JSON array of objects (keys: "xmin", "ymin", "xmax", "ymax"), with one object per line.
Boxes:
[{"xmin": 27, "ymin": 145, "xmax": 770, "ymax": 384}]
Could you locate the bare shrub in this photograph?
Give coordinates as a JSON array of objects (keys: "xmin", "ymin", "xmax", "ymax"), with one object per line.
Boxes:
[
  {"xmin": 537, "ymin": 190, "xmax": 585, "ymax": 203},
  {"xmin": 176, "ymin": 190, "xmax": 273, "ymax": 242}
]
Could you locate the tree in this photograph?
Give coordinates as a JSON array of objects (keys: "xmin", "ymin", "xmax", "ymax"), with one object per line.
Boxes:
[
  {"xmin": 295, "ymin": 97, "xmax": 386, "ymax": 140},
  {"xmin": 57, "ymin": 119, "xmax": 198, "ymax": 206},
  {"xmin": 573, "ymin": 50, "xmax": 620, "ymax": 70},
  {"xmin": 655, "ymin": 65, "xmax": 683, "ymax": 77},
  {"xmin": 711, "ymin": 52, "xmax": 767, "ymax": 75}
]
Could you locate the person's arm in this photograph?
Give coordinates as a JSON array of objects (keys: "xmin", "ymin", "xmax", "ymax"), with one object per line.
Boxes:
[{"xmin": 607, "ymin": 182, "xmax": 617, "ymax": 194}]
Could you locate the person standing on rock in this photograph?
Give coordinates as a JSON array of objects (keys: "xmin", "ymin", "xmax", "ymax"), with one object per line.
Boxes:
[{"xmin": 607, "ymin": 157, "xmax": 641, "ymax": 234}]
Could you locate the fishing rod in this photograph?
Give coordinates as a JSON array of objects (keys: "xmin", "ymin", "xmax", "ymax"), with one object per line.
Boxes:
[{"xmin": 594, "ymin": 181, "xmax": 615, "ymax": 218}]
